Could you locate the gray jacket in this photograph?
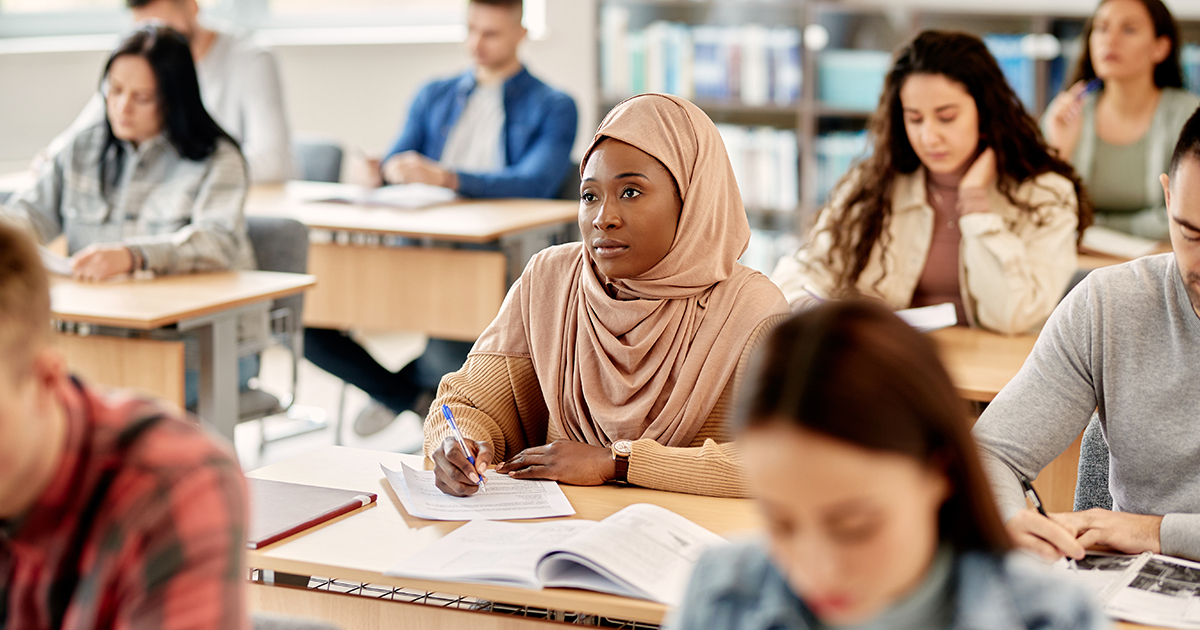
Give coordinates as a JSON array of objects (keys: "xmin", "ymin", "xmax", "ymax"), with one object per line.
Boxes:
[{"xmin": 666, "ymin": 542, "xmax": 1107, "ymax": 630}]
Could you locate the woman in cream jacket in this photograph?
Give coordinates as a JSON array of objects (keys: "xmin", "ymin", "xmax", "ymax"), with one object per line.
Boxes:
[{"xmin": 773, "ymin": 32, "xmax": 1092, "ymax": 335}]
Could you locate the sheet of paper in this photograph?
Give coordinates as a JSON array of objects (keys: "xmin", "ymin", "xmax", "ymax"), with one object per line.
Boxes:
[
  {"xmin": 384, "ymin": 518, "xmax": 594, "ymax": 587},
  {"xmin": 1105, "ymin": 555, "xmax": 1200, "ymax": 629},
  {"xmin": 1052, "ymin": 553, "xmax": 1140, "ymax": 600},
  {"xmin": 382, "ymin": 463, "xmax": 576, "ymax": 521},
  {"xmin": 1081, "ymin": 225, "xmax": 1162, "ymax": 259},
  {"xmin": 286, "ymin": 180, "xmax": 456, "ymax": 209},
  {"xmin": 538, "ymin": 503, "xmax": 727, "ymax": 606},
  {"xmin": 39, "ymin": 246, "xmax": 72, "ymax": 276},
  {"xmin": 896, "ymin": 302, "xmax": 958, "ymax": 332}
]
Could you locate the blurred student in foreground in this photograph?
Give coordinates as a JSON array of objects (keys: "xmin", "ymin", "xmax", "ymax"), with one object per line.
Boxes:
[
  {"xmin": 772, "ymin": 31, "xmax": 1092, "ymax": 334},
  {"xmin": 668, "ymin": 301, "xmax": 1104, "ymax": 630},
  {"xmin": 0, "ymin": 222, "xmax": 248, "ymax": 629}
]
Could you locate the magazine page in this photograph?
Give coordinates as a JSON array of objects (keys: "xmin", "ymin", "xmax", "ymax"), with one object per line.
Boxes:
[
  {"xmin": 383, "ymin": 518, "xmax": 596, "ymax": 588},
  {"xmin": 1052, "ymin": 552, "xmax": 1145, "ymax": 601},
  {"xmin": 1105, "ymin": 554, "xmax": 1200, "ymax": 630},
  {"xmin": 535, "ymin": 503, "xmax": 728, "ymax": 606}
]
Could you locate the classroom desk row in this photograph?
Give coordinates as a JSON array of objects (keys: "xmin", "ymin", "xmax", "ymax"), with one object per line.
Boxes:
[{"xmin": 245, "ymin": 445, "xmax": 1163, "ymax": 630}]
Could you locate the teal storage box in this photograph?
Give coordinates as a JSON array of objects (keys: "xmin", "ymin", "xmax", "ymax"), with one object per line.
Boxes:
[{"xmin": 818, "ymin": 49, "xmax": 891, "ymax": 111}]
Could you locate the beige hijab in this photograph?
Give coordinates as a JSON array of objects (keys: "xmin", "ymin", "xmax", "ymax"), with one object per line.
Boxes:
[{"xmin": 473, "ymin": 93, "xmax": 789, "ymax": 447}]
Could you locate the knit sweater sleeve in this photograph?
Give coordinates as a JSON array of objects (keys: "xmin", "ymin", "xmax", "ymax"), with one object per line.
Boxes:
[
  {"xmin": 627, "ymin": 314, "xmax": 789, "ymax": 499},
  {"xmin": 423, "ymin": 353, "xmax": 549, "ymax": 464}
]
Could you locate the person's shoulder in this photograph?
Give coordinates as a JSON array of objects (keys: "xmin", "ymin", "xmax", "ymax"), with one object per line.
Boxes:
[
  {"xmin": 1160, "ymin": 87, "xmax": 1200, "ymax": 115},
  {"xmin": 420, "ymin": 70, "xmax": 473, "ymax": 96},
  {"xmin": 1013, "ymin": 170, "xmax": 1078, "ymax": 207},
  {"xmin": 728, "ymin": 264, "xmax": 791, "ymax": 317},
  {"xmin": 956, "ymin": 552, "xmax": 1104, "ymax": 629},
  {"xmin": 525, "ymin": 242, "xmax": 583, "ymax": 273},
  {"xmin": 513, "ymin": 68, "xmax": 576, "ymax": 108},
  {"xmin": 1083, "ymin": 252, "xmax": 1174, "ymax": 299},
  {"xmin": 687, "ymin": 541, "xmax": 784, "ymax": 603},
  {"xmin": 86, "ymin": 385, "xmax": 238, "ymax": 471}
]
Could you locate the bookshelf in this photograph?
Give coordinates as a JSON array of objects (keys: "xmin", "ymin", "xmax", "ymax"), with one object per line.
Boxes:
[{"xmin": 596, "ymin": 0, "xmax": 1200, "ymax": 272}]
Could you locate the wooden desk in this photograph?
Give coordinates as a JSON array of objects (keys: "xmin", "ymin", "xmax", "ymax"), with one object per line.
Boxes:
[
  {"xmin": 246, "ymin": 446, "xmax": 1168, "ymax": 630},
  {"xmin": 930, "ymin": 326, "xmax": 1081, "ymax": 513},
  {"xmin": 246, "ymin": 446, "xmax": 759, "ymax": 628},
  {"xmin": 930, "ymin": 327, "xmax": 1037, "ymax": 403},
  {"xmin": 245, "ymin": 184, "xmax": 578, "ymax": 340},
  {"xmin": 52, "ymin": 271, "xmax": 315, "ymax": 440}
]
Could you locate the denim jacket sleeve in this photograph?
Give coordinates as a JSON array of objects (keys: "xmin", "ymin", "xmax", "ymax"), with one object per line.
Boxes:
[
  {"xmin": 454, "ymin": 92, "xmax": 578, "ymax": 199},
  {"xmin": 383, "ymin": 81, "xmax": 437, "ymax": 161}
]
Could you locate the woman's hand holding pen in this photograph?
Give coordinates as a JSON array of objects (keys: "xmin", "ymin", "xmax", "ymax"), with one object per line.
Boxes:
[
  {"xmin": 1043, "ymin": 81, "xmax": 1091, "ymax": 161},
  {"xmin": 432, "ymin": 436, "xmax": 492, "ymax": 497},
  {"xmin": 497, "ymin": 440, "xmax": 616, "ymax": 486}
]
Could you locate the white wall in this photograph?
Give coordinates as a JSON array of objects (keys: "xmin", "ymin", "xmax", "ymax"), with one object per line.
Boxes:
[{"xmin": 0, "ymin": 0, "xmax": 598, "ymax": 173}]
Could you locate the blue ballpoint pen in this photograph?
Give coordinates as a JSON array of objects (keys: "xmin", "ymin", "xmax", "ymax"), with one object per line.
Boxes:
[{"xmin": 443, "ymin": 404, "xmax": 486, "ymax": 492}]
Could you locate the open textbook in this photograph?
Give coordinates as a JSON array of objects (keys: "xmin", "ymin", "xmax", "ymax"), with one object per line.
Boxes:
[
  {"xmin": 1054, "ymin": 552, "xmax": 1200, "ymax": 629},
  {"xmin": 286, "ymin": 180, "xmax": 457, "ymax": 209},
  {"xmin": 384, "ymin": 503, "xmax": 726, "ymax": 606},
  {"xmin": 382, "ymin": 463, "xmax": 575, "ymax": 521}
]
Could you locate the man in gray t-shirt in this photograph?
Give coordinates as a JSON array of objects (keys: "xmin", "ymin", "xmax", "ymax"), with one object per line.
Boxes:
[{"xmin": 974, "ymin": 104, "xmax": 1200, "ymax": 562}]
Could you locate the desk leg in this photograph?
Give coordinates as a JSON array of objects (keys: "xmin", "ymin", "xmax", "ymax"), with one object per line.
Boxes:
[{"xmin": 197, "ymin": 314, "xmax": 239, "ymax": 442}]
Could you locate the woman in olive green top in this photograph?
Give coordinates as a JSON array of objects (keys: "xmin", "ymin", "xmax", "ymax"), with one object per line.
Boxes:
[{"xmin": 1043, "ymin": 0, "xmax": 1199, "ymax": 240}]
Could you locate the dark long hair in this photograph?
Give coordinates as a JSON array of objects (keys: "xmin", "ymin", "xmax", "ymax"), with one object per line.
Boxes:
[
  {"xmin": 821, "ymin": 31, "xmax": 1093, "ymax": 295},
  {"xmin": 99, "ymin": 25, "xmax": 238, "ymax": 195},
  {"xmin": 1068, "ymin": 0, "xmax": 1185, "ymax": 89},
  {"xmin": 737, "ymin": 300, "xmax": 1012, "ymax": 555}
]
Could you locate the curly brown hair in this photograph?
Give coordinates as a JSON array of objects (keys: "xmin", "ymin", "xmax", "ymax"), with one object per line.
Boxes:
[{"xmin": 819, "ymin": 30, "xmax": 1094, "ymax": 295}]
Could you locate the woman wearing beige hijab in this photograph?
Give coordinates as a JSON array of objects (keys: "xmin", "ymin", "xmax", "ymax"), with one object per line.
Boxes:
[{"xmin": 424, "ymin": 93, "xmax": 790, "ymax": 498}]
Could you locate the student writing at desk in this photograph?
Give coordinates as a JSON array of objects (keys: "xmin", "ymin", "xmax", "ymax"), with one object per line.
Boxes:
[
  {"xmin": 974, "ymin": 105, "xmax": 1200, "ymax": 562},
  {"xmin": 306, "ymin": 0, "xmax": 579, "ymax": 438},
  {"xmin": 1042, "ymin": 0, "xmax": 1198, "ymax": 240},
  {"xmin": 0, "ymin": 26, "xmax": 264, "ymax": 409},
  {"xmin": 669, "ymin": 302, "xmax": 1103, "ymax": 630},
  {"xmin": 771, "ymin": 31, "xmax": 1091, "ymax": 334},
  {"xmin": 0, "ymin": 223, "xmax": 249, "ymax": 630},
  {"xmin": 426, "ymin": 94, "xmax": 790, "ymax": 498},
  {"xmin": 44, "ymin": 0, "xmax": 294, "ymax": 183}
]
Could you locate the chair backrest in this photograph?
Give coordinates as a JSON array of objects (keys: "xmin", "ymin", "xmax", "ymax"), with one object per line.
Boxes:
[
  {"xmin": 293, "ymin": 136, "xmax": 344, "ymax": 183},
  {"xmin": 1074, "ymin": 412, "xmax": 1114, "ymax": 511},
  {"xmin": 246, "ymin": 216, "xmax": 309, "ymax": 320}
]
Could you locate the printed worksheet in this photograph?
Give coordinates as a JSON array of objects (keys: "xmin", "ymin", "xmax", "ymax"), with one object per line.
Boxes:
[
  {"xmin": 1055, "ymin": 552, "xmax": 1200, "ymax": 629},
  {"xmin": 382, "ymin": 463, "xmax": 576, "ymax": 521}
]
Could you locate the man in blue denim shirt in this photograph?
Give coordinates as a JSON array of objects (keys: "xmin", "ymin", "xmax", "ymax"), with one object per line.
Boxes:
[{"xmin": 306, "ymin": 0, "xmax": 579, "ymax": 439}]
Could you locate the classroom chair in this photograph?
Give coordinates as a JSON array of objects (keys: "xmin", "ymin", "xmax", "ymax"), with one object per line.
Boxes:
[
  {"xmin": 241, "ymin": 216, "xmax": 332, "ymax": 448},
  {"xmin": 292, "ymin": 135, "xmax": 344, "ymax": 183},
  {"xmin": 1073, "ymin": 412, "xmax": 1114, "ymax": 511}
]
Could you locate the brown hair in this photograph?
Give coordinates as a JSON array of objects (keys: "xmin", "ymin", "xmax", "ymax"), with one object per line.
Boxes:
[
  {"xmin": 0, "ymin": 223, "xmax": 52, "ymax": 377},
  {"xmin": 737, "ymin": 300, "xmax": 1012, "ymax": 554},
  {"xmin": 470, "ymin": 0, "xmax": 523, "ymax": 19},
  {"xmin": 820, "ymin": 31, "xmax": 1092, "ymax": 295},
  {"xmin": 1069, "ymin": 0, "xmax": 1184, "ymax": 89}
]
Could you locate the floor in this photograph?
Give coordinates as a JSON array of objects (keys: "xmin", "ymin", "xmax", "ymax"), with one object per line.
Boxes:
[{"xmin": 232, "ymin": 330, "xmax": 429, "ymax": 472}]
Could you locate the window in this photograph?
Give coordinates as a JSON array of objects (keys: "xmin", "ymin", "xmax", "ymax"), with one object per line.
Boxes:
[{"xmin": 0, "ymin": 0, "xmax": 542, "ymax": 42}]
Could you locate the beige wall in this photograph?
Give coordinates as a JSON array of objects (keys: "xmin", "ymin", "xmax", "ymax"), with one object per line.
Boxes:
[{"xmin": 0, "ymin": 0, "xmax": 598, "ymax": 173}]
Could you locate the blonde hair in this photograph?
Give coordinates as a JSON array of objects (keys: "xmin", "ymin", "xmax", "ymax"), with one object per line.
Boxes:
[{"xmin": 0, "ymin": 223, "xmax": 51, "ymax": 376}]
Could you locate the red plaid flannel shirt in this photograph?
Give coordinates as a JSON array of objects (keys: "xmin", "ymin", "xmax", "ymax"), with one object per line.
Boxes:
[{"xmin": 0, "ymin": 377, "xmax": 248, "ymax": 630}]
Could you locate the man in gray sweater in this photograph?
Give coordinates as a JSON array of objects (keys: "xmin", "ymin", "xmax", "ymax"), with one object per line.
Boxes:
[{"xmin": 974, "ymin": 105, "xmax": 1200, "ymax": 563}]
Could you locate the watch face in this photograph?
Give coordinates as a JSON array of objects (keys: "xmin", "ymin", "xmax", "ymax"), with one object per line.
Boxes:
[{"xmin": 613, "ymin": 439, "xmax": 633, "ymax": 456}]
